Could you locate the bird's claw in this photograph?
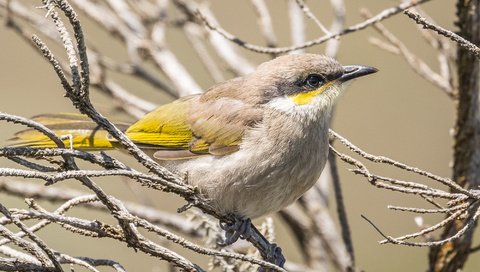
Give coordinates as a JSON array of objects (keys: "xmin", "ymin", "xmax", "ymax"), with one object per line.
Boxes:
[
  {"xmin": 266, "ymin": 243, "xmax": 285, "ymax": 267},
  {"xmin": 219, "ymin": 217, "xmax": 286, "ymax": 271},
  {"xmin": 257, "ymin": 243, "xmax": 285, "ymax": 272},
  {"xmin": 219, "ymin": 217, "xmax": 252, "ymax": 246}
]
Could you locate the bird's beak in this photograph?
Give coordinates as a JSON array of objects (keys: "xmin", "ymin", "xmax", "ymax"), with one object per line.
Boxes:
[{"xmin": 338, "ymin": 65, "xmax": 378, "ymax": 83}]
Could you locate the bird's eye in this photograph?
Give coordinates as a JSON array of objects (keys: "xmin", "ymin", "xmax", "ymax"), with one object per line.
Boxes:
[{"xmin": 305, "ymin": 74, "xmax": 324, "ymax": 88}]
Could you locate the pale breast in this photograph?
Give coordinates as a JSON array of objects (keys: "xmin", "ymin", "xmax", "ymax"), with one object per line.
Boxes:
[{"xmin": 172, "ymin": 109, "xmax": 330, "ymax": 219}]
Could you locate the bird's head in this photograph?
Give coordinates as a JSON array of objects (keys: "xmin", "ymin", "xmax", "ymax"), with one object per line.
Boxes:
[{"xmin": 247, "ymin": 54, "xmax": 377, "ymax": 116}]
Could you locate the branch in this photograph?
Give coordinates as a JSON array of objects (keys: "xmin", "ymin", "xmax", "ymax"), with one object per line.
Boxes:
[
  {"xmin": 329, "ymin": 129, "xmax": 480, "ymax": 248},
  {"xmin": 0, "ymin": 178, "xmax": 200, "ymax": 235},
  {"xmin": 404, "ymin": 10, "xmax": 480, "ymax": 58},
  {"xmin": 196, "ymin": 0, "xmax": 432, "ymax": 54},
  {"xmin": 362, "ymin": 8, "xmax": 454, "ymax": 97}
]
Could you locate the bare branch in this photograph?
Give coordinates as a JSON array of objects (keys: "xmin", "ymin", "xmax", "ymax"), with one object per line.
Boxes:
[
  {"xmin": 361, "ymin": 8, "xmax": 454, "ymax": 96},
  {"xmin": 404, "ymin": 10, "xmax": 480, "ymax": 58},
  {"xmin": 250, "ymin": 0, "xmax": 278, "ymax": 48},
  {"xmin": 329, "ymin": 130, "xmax": 472, "ymax": 197},
  {"xmin": 294, "ymin": 0, "xmax": 331, "ymax": 35},
  {"xmin": 196, "ymin": 0, "xmax": 432, "ymax": 54},
  {"xmin": 0, "ymin": 204, "xmax": 63, "ymax": 271},
  {"xmin": 0, "ymin": 178, "xmax": 201, "ymax": 237},
  {"xmin": 288, "ymin": 0, "xmax": 305, "ymax": 54},
  {"xmin": 325, "ymin": 0, "xmax": 345, "ymax": 58},
  {"xmin": 123, "ymin": 213, "xmax": 287, "ymax": 272},
  {"xmin": 329, "ymin": 152, "xmax": 354, "ymax": 269},
  {"xmin": 330, "ymin": 129, "xmax": 480, "ymax": 250}
]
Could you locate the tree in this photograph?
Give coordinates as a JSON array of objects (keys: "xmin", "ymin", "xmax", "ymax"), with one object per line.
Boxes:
[{"xmin": 0, "ymin": 0, "xmax": 478, "ymax": 271}]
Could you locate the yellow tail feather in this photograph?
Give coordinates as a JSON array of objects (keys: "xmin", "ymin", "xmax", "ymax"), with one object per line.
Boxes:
[{"xmin": 9, "ymin": 113, "xmax": 130, "ymax": 150}]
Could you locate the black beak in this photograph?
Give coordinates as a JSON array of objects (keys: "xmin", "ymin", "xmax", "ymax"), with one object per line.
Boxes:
[{"xmin": 339, "ymin": 65, "xmax": 378, "ymax": 83}]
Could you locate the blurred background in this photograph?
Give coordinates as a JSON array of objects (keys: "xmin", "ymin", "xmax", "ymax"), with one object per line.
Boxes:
[{"xmin": 1, "ymin": 0, "xmax": 478, "ymax": 271}]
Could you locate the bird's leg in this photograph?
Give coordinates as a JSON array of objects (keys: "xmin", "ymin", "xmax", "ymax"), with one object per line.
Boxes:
[
  {"xmin": 220, "ymin": 217, "xmax": 286, "ymax": 271},
  {"xmin": 219, "ymin": 217, "xmax": 252, "ymax": 245}
]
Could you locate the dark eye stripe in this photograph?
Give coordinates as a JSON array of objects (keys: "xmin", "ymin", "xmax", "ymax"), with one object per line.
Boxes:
[
  {"xmin": 294, "ymin": 71, "xmax": 343, "ymax": 89},
  {"xmin": 325, "ymin": 71, "xmax": 344, "ymax": 82}
]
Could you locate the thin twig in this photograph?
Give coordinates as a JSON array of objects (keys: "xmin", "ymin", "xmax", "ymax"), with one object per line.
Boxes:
[
  {"xmin": 294, "ymin": 0, "xmax": 331, "ymax": 35},
  {"xmin": 362, "ymin": 8, "xmax": 453, "ymax": 96},
  {"xmin": 329, "ymin": 152, "xmax": 355, "ymax": 269},
  {"xmin": 196, "ymin": 0, "xmax": 431, "ymax": 54},
  {"xmin": 288, "ymin": 0, "xmax": 305, "ymax": 54},
  {"xmin": 0, "ymin": 204, "xmax": 63, "ymax": 271},
  {"xmin": 404, "ymin": 10, "xmax": 480, "ymax": 58},
  {"xmin": 250, "ymin": 0, "xmax": 278, "ymax": 48},
  {"xmin": 329, "ymin": 130, "xmax": 474, "ymax": 198}
]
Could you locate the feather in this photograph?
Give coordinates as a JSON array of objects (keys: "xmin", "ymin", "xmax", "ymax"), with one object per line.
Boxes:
[
  {"xmin": 153, "ymin": 150, "xmax": 204, "ymax": 160},
  {"xmin": 9, "ymin": 113, "xmax": 130, "ymax": 150}
]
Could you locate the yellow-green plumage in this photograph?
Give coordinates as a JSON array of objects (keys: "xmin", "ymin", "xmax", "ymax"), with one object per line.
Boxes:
[
  {"xmin": 126, "ymin": 98, "xmax": 195, "ymax": 149},
  {"xmin": 9, "ymin": 96, "xmax": 247, "ymax": 158},
  {"xmin": 10, "ymin": 113, "xmax": 127, "ymax": 150}
]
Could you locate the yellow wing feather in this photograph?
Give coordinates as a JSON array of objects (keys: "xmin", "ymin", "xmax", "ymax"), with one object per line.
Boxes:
[{"xmin": 125, "ymin": 98, "xmax": 196, "ymax": 150}]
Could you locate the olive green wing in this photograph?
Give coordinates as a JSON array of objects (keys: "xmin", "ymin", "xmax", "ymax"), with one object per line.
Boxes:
[
  {"xmin": 125, "ymin": 95, "xmax": 263, "ymax": 160},
  {"xmin": 125, "ymin": 97, "xmax": 196, "ymax": 151}
]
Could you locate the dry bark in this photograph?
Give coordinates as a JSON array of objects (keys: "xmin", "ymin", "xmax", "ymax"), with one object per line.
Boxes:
[{"xmin": 429, "ymin": 1, "xmax": 480, "ymax": 271}]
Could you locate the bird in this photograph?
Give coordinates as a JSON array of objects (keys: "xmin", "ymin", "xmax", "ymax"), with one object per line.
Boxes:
[{"xmin": 11, "ymin": 54, "xmax": 376, "ymax": 257}]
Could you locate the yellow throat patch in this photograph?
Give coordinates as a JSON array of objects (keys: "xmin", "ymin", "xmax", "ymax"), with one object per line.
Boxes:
[{"xmin": 289, "ymin": 82, "xmax": 334, "ymax": 105}]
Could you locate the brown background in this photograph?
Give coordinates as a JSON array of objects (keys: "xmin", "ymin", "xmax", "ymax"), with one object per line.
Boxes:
[{"xmin": 1, "ymin": 0, "xmax": 478, "ymax": 271}]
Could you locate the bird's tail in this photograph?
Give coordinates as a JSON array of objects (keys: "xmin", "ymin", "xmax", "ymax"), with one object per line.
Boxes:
[{"xmin": 9, "ymin": 113, "xmax": 131, "ymax": 150}]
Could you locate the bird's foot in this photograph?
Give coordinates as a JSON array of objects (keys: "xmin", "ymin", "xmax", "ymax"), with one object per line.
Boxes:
[
  {"xmin": 257, "ymin": 243, "xmax": 285, "ymax": 272},
  {"xmin": 219, "ymin": 217, "xmax": 252, "ymax": 246},
  {"xmin": 266, "ymin": 243, "xmax": 285, "ymax": 267},
  {"xmin": 219, "ymin": 216, "xmax": 286, "ymax": 270}
]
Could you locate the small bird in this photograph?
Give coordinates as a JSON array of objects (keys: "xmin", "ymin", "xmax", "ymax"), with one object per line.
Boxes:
[{"xmin": 12, "ymin": 54, "xmax": 376, "ymax": 249}]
